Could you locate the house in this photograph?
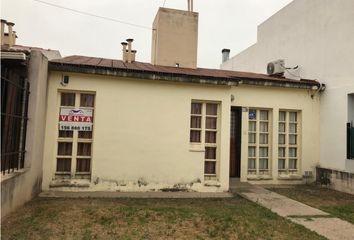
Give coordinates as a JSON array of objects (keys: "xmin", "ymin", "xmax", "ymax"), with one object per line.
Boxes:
[
  {"xmin": 221, "ymin": 0, "xmax": 354, "ymax": 194},
  {"xmin": 1, "ymin": 4, "xmax": 327, "ymax": 218},
  {"xmin": 41, "ymin": 7, "xmax": 322, "ymax": 193},
  {"xmin": 1, "ymin": 19, "xmax": 61, "ymax": 218}
]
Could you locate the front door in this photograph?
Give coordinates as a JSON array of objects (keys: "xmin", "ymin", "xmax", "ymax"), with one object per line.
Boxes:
[{"xmin": 230, "ymin": 107, "xmax": 242, "ymax": 177}]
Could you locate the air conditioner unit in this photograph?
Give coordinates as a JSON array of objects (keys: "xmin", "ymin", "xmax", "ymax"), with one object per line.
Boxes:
[{"xmin": 267, "ymin": 59, "xmax": 285, "ymax": 75}]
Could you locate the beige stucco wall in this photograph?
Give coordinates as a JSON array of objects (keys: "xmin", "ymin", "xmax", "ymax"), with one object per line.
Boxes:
[
  {"xmin": 1, "ymin": 51, "xmax": 49, "ymax": 218},
  {"xmin": 42, "ymin": 72, "xmax": 231, "ymax": 192},
  {"xmin": 42, "ymin": 70, "xmax": 320, "ymax": 192},
  {"xmin": 151, "ymin": 7, "xmax": 198, "ymax": 68}
]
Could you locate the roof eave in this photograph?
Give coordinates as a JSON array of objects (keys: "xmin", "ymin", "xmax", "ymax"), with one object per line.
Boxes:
[{"xmin": 49, "ymin": 62, "xmax": 319, "ymax": 89}]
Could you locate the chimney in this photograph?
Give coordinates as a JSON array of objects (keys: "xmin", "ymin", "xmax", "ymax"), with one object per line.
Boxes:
[
  {"xmin": 12, "ymin": 31, "xmax": 17, "ymax": 45},
  {"xmin": 126, "ymin": 38, "xmax": 133, "ymax": 63},
  {"xmin": 1, "ymin": 19, "xmax": 6, "ymax": 45},
  {"xmin": 187, "ymin": 0, "xmax": 194, "ymax": 12},
  {"xmin": 131, "ymin": 50, "xmax": 137, "ymax": 62},
  {"xmin": 151, "ymin": 8, "xmax": 198, "ymax": 68},
  {"xmin": 222, "ymin": 49, "xmax": 230, "ymax": 63},
  {"xmin": 7, "ymin": 22, "xmax": 15, "ymax": 47},
  {"xmin": 121, "ymin": 42, "xmax": 128, "ymax": 62}
]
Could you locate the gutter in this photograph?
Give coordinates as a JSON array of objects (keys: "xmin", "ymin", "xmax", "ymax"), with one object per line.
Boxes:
[
  {"xmin": 1, "ymin": 51, "xmax": 26, "ymax": 60},
  {"xmin": 49, "ymin": 62, "xmax": 321, "ymax": 90}
]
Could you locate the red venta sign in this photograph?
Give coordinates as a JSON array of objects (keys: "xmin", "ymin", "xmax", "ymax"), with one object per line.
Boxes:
[{"xmin": 59, "ymin": 108, "xmax": 93, "ymax": 131}]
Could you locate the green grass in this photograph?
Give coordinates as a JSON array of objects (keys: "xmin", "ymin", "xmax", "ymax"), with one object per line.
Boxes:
[
  {"xmin": 268, "ymin": 185, "xmax": 354, "ymax": 224},
  {"xmin": 320, "ymin": 203, "xmax": 354, "ymax": 224},
  {"xmin": 1, "ymin": 196, "xmax": 326, "ymax": 240}
]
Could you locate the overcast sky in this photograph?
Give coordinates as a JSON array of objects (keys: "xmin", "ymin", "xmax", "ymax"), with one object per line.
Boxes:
[{"xmin": 1, "ymin": 0, "xmax": 293, "ymax": 68}]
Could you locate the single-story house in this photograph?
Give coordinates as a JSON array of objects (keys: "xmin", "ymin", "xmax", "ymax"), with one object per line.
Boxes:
[{"xmin": 42, "ymin": 54, "xmax": 322, "ymax": 192}]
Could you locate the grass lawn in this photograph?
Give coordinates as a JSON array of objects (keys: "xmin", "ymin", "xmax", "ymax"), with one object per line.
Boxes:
[
  {"xmin": 268, "ymin": 185, "xmax": 354, "ymax": 224},
  {"xmin": 1, "ymin": 195, "xmax": 325, "ymax": 240}
]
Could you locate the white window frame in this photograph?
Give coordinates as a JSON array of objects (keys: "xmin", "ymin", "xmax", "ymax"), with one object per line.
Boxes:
[
  {"xmin": 278, "ymin": 110, "xmax": 301, "ymax": 175},
  {"xmin": 56, "ymin": 91, "xmax": 94, "ymax": 177},
  {"xmin": 190, "ymin": 101, "xmax": 220, "ymax": 179},
  {"xmin": 247, "ymin": 108, "xmax": 272, "ymax": 176}
]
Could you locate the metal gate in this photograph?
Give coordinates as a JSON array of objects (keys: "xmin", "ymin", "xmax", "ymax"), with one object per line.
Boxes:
[{"xmin": 1, "ymin": 61, "xmax": 29, "ymax": 174}]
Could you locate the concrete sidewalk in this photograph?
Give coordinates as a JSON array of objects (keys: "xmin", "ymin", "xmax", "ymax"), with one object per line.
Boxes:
[
  {"xmin": 232, "ymin": 184, "xmax": 354, "ymax": 240},
  {"xmin": 39, "ymin": 191, "xmax": 233, "ymax": 198}
]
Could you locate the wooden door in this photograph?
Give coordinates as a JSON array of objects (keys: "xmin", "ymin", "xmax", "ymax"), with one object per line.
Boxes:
[{"xmin": 230, "ymin": 107, "xmax": 242, "ymax": 177}]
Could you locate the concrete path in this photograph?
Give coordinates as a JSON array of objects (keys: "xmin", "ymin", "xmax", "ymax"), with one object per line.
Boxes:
[
  {"xmin": 39, "ymin": 191, "xmax": 233, "ymax": 198},
  {"xmin": 232, "ymin": 183, "xmax": 354, "ymax": 240}
]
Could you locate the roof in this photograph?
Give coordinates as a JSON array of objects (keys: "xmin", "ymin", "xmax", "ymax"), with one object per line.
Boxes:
[
  {"xmin": 1, "ymin": 44, "xmax": 53, "ymax": 53},
  {"xmin": 1, "ymin": 44, "xmax": 61, "ymax": 60},
  {"xmin": 50, "ymin": 55, "xmax": 321, "ymax": 89}
]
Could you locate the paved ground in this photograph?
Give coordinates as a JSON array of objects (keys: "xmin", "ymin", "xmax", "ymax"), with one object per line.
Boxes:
[
  {"xmin": 232, "ymin": 182, "xmax": 354, "ymax": 240},
  {"xmin": 39, "ymin": 191, "xmax": 233, "ymax": 198}
]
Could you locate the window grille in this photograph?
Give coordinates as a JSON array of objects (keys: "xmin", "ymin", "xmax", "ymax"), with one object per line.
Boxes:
[{"xmin": 1, "ymin": 64, "xmax": 30, "ymax": 174}]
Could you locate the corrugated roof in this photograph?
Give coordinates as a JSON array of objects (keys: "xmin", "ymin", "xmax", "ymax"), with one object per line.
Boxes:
[
  {"xmin": 50, "ymin": 55, "xmax": 320, "ymax": 86},
  {"xmin": 1, "ymin": 44, "xmax": 57, "ymax": 53},
  {"xmin": 1, "ymin": 44, "xmax": 62, "ymax": 60},
  {"xmin": 50, "ymin": 55, "xmax": 319, "ymax": 86}
]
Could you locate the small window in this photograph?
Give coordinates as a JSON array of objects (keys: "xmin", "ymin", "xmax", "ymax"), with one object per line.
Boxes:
[
  {"xmin": 61, "ymin": 93, "xmax": 75, "ymax": 106},
  {"xmin": 57, "ymin": 142, "xmax": 72, "ymax": 156},
  {"xmin": 80, "ymin": 94, "xmax": 95, "ymax": 107},
  {"xmin": 56, "ymin": 158, "xmax": 71, "ymax": 172},
  {"xmin": 77, "ymin": 143, "xmax": 92, "ymax": 156},
  {"xmin": 76, "ymin": 158, "xmax": 91, "ymax": 173},
  {"xmin": 78, "ymin": 131, "xmax": 92, "ymax": 139},
  {"xmin": 59, "ymin": 130, "xmax": 73, "ymax": 138}
]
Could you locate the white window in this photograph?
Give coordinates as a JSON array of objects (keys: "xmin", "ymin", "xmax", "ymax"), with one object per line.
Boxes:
[
  {"xmin": 248, "ymin": 109, "xmax": 271, "ymax": 175},
  {"xmin": 56, "ymin": 92, "xmax": 94, "ymax": 177},
  {"xmin": 190, "ymin": 102, "xmax": 219, "ymax": 178},
  {"xmin": 278, "ymin": 111, "xmax": 300, "ymax": 175}
]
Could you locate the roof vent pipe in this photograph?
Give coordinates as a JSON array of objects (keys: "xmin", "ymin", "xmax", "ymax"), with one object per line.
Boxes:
[
  {"xmin": 126, "ymin": 38, "xmax": 133, "ymax": 63},
  {"xmin": 7, "ymin": 22, "xmax": 15, "ymax": 47},
  {"xmin": 121, "ymin": 42, "xmax": 128, "ymax": 62},
  {"xmin": 187, "ymin": 0, "xmax": 193, "ymax": 12},
  {"xmin": 131, "ymin": 50, "xmax": 137, "ymax": 62},
  {"xmin": 222, "ymin": 48, "xmax": 230, "ymax": 64}
]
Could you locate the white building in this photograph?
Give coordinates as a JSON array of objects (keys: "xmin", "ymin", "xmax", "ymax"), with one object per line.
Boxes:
[{"xmin": 221, "ymin": 0, "xmax": 354, "ymax": 193}]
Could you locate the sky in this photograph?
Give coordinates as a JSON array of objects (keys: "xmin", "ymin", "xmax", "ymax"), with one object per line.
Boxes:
[{"xmin": 1, "ymin": 0, "xmax": 293, "ymax": 68}]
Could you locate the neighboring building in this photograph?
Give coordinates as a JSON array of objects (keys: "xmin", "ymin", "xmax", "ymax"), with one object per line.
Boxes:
[
  {"xmin": 221, "ymin": 0, "xmax": 354, "ymax": 193},
  {"xmin": 1, "ymin": 19, "xmax": 61, "ymax": 218}
]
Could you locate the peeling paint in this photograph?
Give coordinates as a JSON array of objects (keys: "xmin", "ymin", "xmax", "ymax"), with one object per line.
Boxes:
[
  {"xmin": 48, "ymin": 177, "xmax": 226, "ymax": 193},
  {"xmin": 137, "ymin": 178, "xmax": 148, "ymax": 187}
]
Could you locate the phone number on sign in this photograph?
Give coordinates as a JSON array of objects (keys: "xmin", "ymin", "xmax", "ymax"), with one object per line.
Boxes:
[{"xmin": 59, "ymin": 125, "xmax": 92, "ymax": 131}]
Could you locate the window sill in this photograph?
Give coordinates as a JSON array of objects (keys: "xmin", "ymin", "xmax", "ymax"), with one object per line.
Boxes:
[
  {"xmin": 247, "ymin": 175, "xmax": 273, "ymax": 181},
  {"xmin": 277, "ymin": 175, "xmax": 302, "ymax": 180},
  {"xmin": 189, "ymin": 144, "xmax": 205, "ymax": 152},
  {"xmin": 1, "ymin": 168, "xmax": 29, "ymax": 183},
  {"xmin": 55, "ymin": 172, "xmax": 71, "ymax": 175},
  {"xmin": 50, "ymin": 179, "xmax": 91, "ymax": 188},
  {"xmin": 204, "ymin": 180, "xmax": 220, "ymax": 187}
]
